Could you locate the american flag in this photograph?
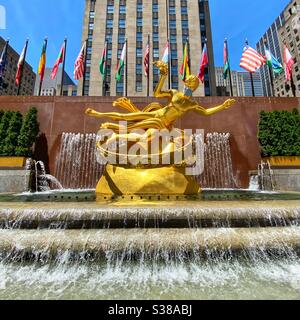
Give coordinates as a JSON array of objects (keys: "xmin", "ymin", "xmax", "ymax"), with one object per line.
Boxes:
[
  {"xmin": 240, "ymin": 46, "xmax": 266, "ymax": 73},
  {"xmin": 144, "ymin": 40, "xmax": 150, "ymax": 77},
  {"xmin": 74, "ymin": 42, "xmax": 86, "ymax": 80}
]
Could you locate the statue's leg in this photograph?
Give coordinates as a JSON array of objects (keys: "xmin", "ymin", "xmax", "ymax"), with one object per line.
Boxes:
[
  {"xmin": 127, "ymin": 118, "xmax": 166, "ymax": 130},
  {"xmin": 93, "ymin": 111, "xmax": 155, "ymax": 122}
]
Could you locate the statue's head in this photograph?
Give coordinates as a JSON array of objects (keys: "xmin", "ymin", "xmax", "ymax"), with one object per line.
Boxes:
[{"xmin": 184, "ymin": 75, "xmax": 200, "ymax": 96}]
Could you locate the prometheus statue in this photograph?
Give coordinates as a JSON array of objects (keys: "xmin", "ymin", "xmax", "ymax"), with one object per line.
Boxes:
[{"xmin": 85, "ymin": 61, "xmax": 235, "ymax": 200}]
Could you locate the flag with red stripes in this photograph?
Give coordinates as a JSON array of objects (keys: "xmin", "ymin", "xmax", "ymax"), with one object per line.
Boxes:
[
  {"xmin": 240, "ymin": 46, "xmax": 266, "ymax": 73},
  {"xmin": 144, "ymin": 40, "xmax": 150, "ymax": 78},
  {"xmin": 74, "ymin": 42, "xmax": 86, "ymax": 80},
  {"xmin": 283, "ymin": 44, "xmax": 295, "ymax": 81}
]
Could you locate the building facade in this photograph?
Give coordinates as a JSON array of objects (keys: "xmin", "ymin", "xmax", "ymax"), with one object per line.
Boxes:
[
  {"xmin": 34, "ymin": 68, "xmax": 77, "ymax": 96},
  {"xmin": 257, "ymin": 0, "xmax": 300, "ymax": 97},
  {"xmin": 274, "ymin": 0, "xmax": 300, "ymax": 97},
  {"xmin": 215, "ymin": 67, "xmax": 240, "ymax": 96},
  {"xmin": 0, "ymin": 37, "xmax": 36, "ymax": 96},
  {"xmin": 238, "ymin": 72, "xmax": 264, "ymax": 97},
  {"xmin": 79, "ymin": 0, "xmax": 216, "ymax": 97},
  {"xmin": 215, "ymin": 67, "xmax": 263, "ymax": 97}
]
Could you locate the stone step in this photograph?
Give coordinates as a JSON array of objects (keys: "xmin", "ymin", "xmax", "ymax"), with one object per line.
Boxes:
[
  {"xmin": 0, "ymin": 227, "xmax": 300, "ymax": 262},
  {"xmin": 0, "ymin": 201, "xmax": 300, "ymax": 229}
]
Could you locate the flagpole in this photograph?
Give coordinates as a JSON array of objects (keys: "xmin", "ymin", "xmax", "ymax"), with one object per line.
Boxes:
[
  {"xmin": 0, "ymin": 39, "xmax": 9, "ymax": 90},
  {"xmin": 147, "ymin": 34, "xmax": 150, "ymax": 97},
  {"xmin": 166, "ymin": 0, "xmax": 170, "ymax": 89},
  {"xmin": 225, "ymin": 38, "xmax": 233, "ymax": 96},
  {"xmin": 124, "ymin": 38, "xmax": 128, "ymax": 97},
  {"xmin": 264, "ymin": 39, "xmax": 274, "ymax": 97},
  {"xmin": 102, "ymin": 40, "xmax": 108, "ymax": 96},
  {"xmin": 290, "ymin": 73, "xmax": 296, "ymax": 97},
  {"xmin": 38, "ymin": 38, "xmax": 48, "ymax": 96},
  {"xmin": 60, "ymin": 38, "xmax": 67, "ymax": 96},
  {"xmin": 245, "ymin": 39, "xmax": 255, "ymax": 97},
  {"xmin": 204, "ymin": 38, "xmax": 209, "ymax": 96},
  {"xmin": 17, "ymin": 39, "xmax": 29, "ymax": 96},
  {"xmin": 187, "ymin": 37, "xmax": 191, "ymax": 78},
  {"xmin": 81, "ymin": 39, "xmax": 88, "ymax": 96}
]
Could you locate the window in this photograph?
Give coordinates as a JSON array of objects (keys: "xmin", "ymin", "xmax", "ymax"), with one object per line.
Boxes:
[
  {"xmin": 107, "ymin": 5, "xmax": 114, "ymax": 14},
  {"xmin": 107, "ymin": 20, "xmax": 113, "ymax": 28},
  {"xmin": 120, "ymin": 5, "xmax": 126, "ymax": 14},
  {"xmin": 119, "ymin": 20, "xmax": 126, "ymax": 28}
]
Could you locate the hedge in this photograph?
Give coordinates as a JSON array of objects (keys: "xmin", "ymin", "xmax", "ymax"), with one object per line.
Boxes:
[
  {"xmin": 0, "ymin": 107, "xmax": 39, "ymax": 157},
  {"xmin": 258, "ymin": 108, "xmax": 300, "ymax": 157}
]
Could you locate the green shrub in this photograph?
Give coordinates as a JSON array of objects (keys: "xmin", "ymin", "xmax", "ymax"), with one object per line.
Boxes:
[
  {"xmin": 15, "ymin": 107, "xmax": 40, "ymax": 157},
  {"xmin": 0, "ymin": 110, "xmax": 4, "ymax": 123},
  {"xmin": 2, "ymin": 112, "xmax": 23, "ymax": 156},
  {"xmin": 0, "ymin": 111, "xmax": 13, "ymax": 155},
  {"xmin": 258, "ymin": 108, "xmax": 300, "ymax": 157}
]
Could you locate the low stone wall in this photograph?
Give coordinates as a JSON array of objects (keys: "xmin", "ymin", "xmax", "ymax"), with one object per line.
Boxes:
[
  {"xmin": 0, "ymin": 169, "xmax": 30, "ymax": 193},
  {"xmin": 250, "ymin": 169, "xmax": 300, "ymax": 192}
]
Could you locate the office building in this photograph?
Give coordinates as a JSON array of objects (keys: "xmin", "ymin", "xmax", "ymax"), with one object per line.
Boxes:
[
  {"xmin": 257, "ymin": 0, "xmax": 300, "ymax": 97},
  {"xmin": 79, "ymin": 0, "xmax": 216, "ymax": 97},
  {"xmin": 215, "ymin": 67, "xmax": 263, "ymax": 97},
  {"xmin": 34, "ymin": 68, "xmax": 77, "ymax": 96},
  {"xmin": 0, "ymin": 37, "xmax": 36, "ymax": 96}
]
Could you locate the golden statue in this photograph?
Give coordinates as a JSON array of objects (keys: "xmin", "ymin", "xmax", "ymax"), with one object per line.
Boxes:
[{"xmin": 86, "ymin": 61, "xmax": 235, "ymax": 200}]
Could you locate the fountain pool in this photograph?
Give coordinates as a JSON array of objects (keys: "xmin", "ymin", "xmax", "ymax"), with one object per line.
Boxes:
[{"xmin": 0, "ymin": 198, "xmax": 300, "ymax": 300}]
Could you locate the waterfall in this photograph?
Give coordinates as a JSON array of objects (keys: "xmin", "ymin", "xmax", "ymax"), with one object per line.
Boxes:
[
  {"xmin": 196, "ymin": 133, "xmax": 237, "ymax": 189},
  {"xmin": 54, "ymin": 132, "xmax": 236, "ymax": 189},
  {"xmin": 55, "ymin": 133, "xmax": 105, "ymax": 189}
]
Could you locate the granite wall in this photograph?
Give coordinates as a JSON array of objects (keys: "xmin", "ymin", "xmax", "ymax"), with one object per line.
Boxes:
[{"xmin": 0, "ymin": 96, "xmax": 299, "ymax": 188}]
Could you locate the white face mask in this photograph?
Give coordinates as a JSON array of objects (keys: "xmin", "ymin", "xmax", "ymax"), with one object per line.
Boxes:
[{"xmin": 183, "ymin": 86, "xmax": 193, "ymax": 97}]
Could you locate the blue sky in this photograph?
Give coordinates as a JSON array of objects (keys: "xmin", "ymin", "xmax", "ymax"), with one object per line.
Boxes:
[{"xmin": 0, "ymin": 0, "xmax": 290, "ymax": 80}]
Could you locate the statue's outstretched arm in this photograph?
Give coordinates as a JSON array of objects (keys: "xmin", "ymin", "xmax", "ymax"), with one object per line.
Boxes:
[
  {"xmin": 193, "ymin": 99, "xmax": 235, "ymax": 116},
  {"xmin": 153, "ymin": 61, "xmax": 172, "ymax": 99},
  {"xmin": 85, "ymin": 108, "xmax": 154, "ymax": 121}
]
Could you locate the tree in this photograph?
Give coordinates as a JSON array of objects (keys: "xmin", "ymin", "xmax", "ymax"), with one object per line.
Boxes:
[
  {"xmin": 15, "ymin": 107, "xmax": 40, "ymax": 157},
  {"xmin": 2, "ymin": 112, "xmax": 23, "ymax": 156},
  {"xmin": 0, "ymin": 110, "xmax": 4, "ymax": 123},
  {"xmin": 0, "ymin": 111, "xmax": 13, "ymax": 155},
  {"xmin": 258, "ymin": 108, "xmax": 300, "ymax": 157}
]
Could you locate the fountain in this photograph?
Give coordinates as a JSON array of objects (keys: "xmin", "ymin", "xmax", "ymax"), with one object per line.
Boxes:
[{"xmin": 0, "ymin": 61, "xmax": 299, "ymax": 300}]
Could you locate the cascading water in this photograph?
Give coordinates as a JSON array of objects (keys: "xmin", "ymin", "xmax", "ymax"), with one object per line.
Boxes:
[
  {"xmin": 55, "ymin": 133, "xmax": 105, "ymax": 189},
  {"xmin": 54, "ymin": 132, "xmax": 237, "ymax": 189},
  {"xmin": 0, "ymin": 201, "xmax": 300, "ymax": 299},
  {"xmin": 197, "ymin": 133, "xmax": 237, "ymax": 189}
]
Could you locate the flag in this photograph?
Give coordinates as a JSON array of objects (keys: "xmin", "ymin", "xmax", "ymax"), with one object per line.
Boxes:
[
  {"xmin": 38, "ymin": 39, "xmax": 47, "ymax": 81},
  {"xmin": 51, "ymin": 42, "xmax": 66, "ymax": 80},
  {"xmin": 180, "ymin": 42, "xmax": 190, "ymax": 81},
  {"xmin": 0, "ymin": 40, "xmax": 8, "ymax": 82},
  {"xmin": 283, "ymin": 45, "xmax": 295, "ymax": 81},
  {"xmin": 198, "ymin": 43, "xmax": 208, "ymax": 82},
  {"xmin": 162, "ymin": 41, "xmax": 169, "ymax": 64},
  {"xmin": 99, "ymin": 41, "xmax": 107, "ymax": 80},
  {"xmin": 74, "ymin": 42, "xmax": 86, "ymax": 80},
  {"xmin": 144, "ymin": 40, "xmax": 150, "ymax": 77},
  {"xmin": 223, "ymin": 40, "xmax": 230, "ymax": 79},
  {"xmin": 240, "ymin": 45, "xmax": 266, "ymax": 73},
  {"xmin": 15, "ymin": 41, "xmax": 28, "ymax": 86},
  {"xmin": 116, "ymin": 41, "xmax": 126, "ymax": 81},
  {"xmin": 264, "ymin": 47, "xmax": 283, "ymax": 75}
]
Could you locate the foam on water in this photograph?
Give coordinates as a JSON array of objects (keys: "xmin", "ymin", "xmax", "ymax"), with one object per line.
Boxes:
[{"xmin": 1, "ymin": 257, "xmax": 300, "ymax": 300}]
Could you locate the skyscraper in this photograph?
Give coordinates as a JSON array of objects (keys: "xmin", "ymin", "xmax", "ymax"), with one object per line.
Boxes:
[
  {"xmin": 79, "ymin": 0, "xmax": 216, "ymax": 97},
  {"xmin": 256, "ymin": 0, "xmax": 300, "ymax": 97},
  {"xmin": 0, "ymin": 37, "xmax": 36, "ymax": 96},
  {"xmin": 215, "ymin": 67, "xmax": 263, "ymax": 97},
  {"xmin": 256, "ymin": 11, "xmax": 285, "ymax": 97}
]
